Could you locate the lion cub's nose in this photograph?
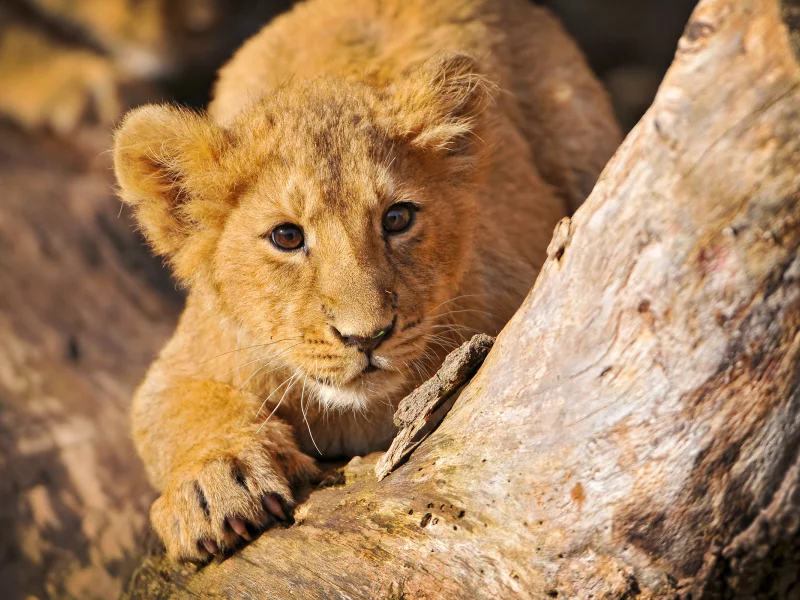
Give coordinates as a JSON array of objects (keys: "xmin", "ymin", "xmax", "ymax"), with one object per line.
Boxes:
[{"xmin": 331, "ymin": 321, "xmax": 394, "ymax": 353}]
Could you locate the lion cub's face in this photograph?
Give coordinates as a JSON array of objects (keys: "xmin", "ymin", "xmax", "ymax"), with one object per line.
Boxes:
[{"xmin": 114, "ymin": 54, "xmax": 489, "ymax": 409}]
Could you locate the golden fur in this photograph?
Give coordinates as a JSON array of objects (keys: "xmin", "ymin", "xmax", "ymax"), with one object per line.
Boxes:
[{"xmin": 113, "ymin": 0, "xmax": 620, "ymax": 561}]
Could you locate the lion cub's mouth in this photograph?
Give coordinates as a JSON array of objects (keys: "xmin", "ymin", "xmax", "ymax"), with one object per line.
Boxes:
[
  {"xmin": 309, "ymin": 354, "xmax": 405, "ymax": 409},
  {"xmin": 312, "ymin": 357, "xmax": 389, "ymax": 386}
]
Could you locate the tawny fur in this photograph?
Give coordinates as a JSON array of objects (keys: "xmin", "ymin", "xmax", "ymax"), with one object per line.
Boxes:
[{"xmin": 113, "ymin": 0, "xmax": 620, "ymax": 562}]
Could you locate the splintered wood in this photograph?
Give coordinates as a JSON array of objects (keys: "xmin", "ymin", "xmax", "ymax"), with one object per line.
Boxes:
[{"xmin": 375, "ymin": 334, "xmax": 494, "ymax": 480}]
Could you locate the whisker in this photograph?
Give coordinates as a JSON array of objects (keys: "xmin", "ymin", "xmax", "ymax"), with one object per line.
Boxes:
[
  {"xmin": 415, "ymin": 350, "xmax": 440, "ymax": 375},
  {"xmin": 236, "ymin": 343, "xmax": 304, "ymax": 390},
  {"xmin": 423, "ymin": 293, "xmax": 493, "ymax": 318},
  {"xmin": 194, "ymin": 336, "xmax": 303, "ymax": 366},
  {"xmin": 427, "ymin": 323, "xmax": 485, "ymax": 334},
  {"xmin": 407, "ymin": 355, "xmax": 427, "ymax": 384},
  {"xmin": 300, "ymin": 371, "xmax": 323, "ymax": 456},
  {"xmin": 257, "ymin": 364, "xmax": 305, "ymax": 432},
  {"xmin": 254, "ymin": 376, "xmax": 289, "ymax": 421},
  {"xmin": 426, "ymin": 318, "xmax": 477, "ymax": 343},
  {"xmin": 221, "ymin": 344, "xmax": 300, "ymax": 379},
  {"xmin": 423, "ymin": 329, "xmax": 462, "ymax": 344},
  {"xmin": 430, "ymin": 308, "xmax": 500, "ymax": 321},
  {"xmin": 420, "ymin": 334, "xmax": 459, "ymax": 355},
  {"xmin": 410, "ymin": 356, "xmax": 434, "ymax": 381}
]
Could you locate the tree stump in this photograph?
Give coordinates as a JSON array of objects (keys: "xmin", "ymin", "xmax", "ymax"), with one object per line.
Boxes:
[{"xmin": 118, "ymin": 0, "xmax": 798, "ymax": 596}]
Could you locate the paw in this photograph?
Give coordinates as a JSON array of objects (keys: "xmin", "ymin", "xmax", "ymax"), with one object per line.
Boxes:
[{"xmin": 150, "ymin": 441, "xmax": 317, "ymax": 562}]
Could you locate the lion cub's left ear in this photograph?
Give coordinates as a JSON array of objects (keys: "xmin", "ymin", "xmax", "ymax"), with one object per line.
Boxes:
[
  {"xmin": 385, "ymin": 53, "xmax": 493, "ymax": 158},
  {"xmin": 113, "ymin": 105, "xmax": 232, "ymax": 265}
]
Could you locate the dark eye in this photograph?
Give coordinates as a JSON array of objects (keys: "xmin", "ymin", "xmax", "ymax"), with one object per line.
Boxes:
[
  {"xmin": 382, "ymin": 203, "xmax": 415, "ymax": 234},
  {"xmin": 270, "ymin": 223, "xmax": 304, "ymax": 251}
]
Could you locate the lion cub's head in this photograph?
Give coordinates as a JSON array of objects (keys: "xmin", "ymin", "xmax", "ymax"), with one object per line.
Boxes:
[{"xmin": 114, "ymin": 54, "xmax": 491, "ymax": 409}]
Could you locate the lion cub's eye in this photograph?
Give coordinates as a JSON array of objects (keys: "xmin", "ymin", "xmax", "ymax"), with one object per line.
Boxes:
[
  {"xmin": 270, "ymin": 223, "xmax": 304, "ymax": 251},
  {"xmin": 382, "ymin": 203, "xmax": 415, "ymax": 234}
]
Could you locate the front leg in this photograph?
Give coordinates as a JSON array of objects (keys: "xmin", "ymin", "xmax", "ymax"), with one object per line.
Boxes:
[{"xmin": 132, "ymin": 376, "xmax": 318, "ymax": 562}]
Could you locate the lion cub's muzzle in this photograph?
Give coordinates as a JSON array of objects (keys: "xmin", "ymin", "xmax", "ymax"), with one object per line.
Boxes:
[
  {"xmin": 330, "ymin": 318, "xmax": 394, "ymax": 352},
  {"xmin": 330, "ymin": 317, "xmax": 395, "ymax": 373}
]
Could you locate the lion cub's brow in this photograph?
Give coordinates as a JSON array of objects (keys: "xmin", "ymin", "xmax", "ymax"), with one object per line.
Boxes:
[{"xmin": 271, "ymin": 157, "xmax": 391, "ymax": 221}]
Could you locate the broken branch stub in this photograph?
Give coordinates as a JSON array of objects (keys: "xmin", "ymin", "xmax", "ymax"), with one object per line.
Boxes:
[{"xmin": 375, "ymin": 334, "xmax": 495, "ymax": 481}]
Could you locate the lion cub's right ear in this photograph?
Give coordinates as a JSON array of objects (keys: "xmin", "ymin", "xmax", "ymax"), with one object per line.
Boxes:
[
  {"xmin": 113, "ymin": 105, "xmax": 230, "ymax": 260},
  {"xmin": 385, "ymin": 53, "xmax": 493, "ymax": 158}
]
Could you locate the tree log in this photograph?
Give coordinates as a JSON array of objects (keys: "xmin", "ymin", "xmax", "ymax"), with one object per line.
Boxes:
[
  {"xmin": 0, "ymin": 125, "xmax": 182, "ymax": 599},
  {"xmin": 123, "ymin": 0, "xmax": 800, "ymax": 597}
]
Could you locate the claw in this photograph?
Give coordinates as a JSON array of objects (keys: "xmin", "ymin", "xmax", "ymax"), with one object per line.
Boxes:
[
  {"xmin": 227, "ymin": 516, "xmax": 252, "ymax": 541},
  {"xmin": 201, "ymin": 538, "xmax": 220, "ymax": 556},
  {"xmin": 263, "ymin": 494, "xmax": 287, "ymax": 521}
]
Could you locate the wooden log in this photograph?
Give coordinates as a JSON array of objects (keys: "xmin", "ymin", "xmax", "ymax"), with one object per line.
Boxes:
[
  {"xmin": 122, "ymin": 0, "xmax": 800, "ymax": 596},
  {"xmin": 0, "ymin": 125, "xmax": 182, "ymax": 599}
]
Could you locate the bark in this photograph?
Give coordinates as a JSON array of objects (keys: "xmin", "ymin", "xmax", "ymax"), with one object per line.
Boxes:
[
  {"xmin": 376, "ymin": 334, "xmax": 495, "ymax": 481},
  {"xmin": 117, "ymin": 0, "xmax": 800, "ymax": 596},
  {"xmin": 0, "ymin": 125, "xmax": 182, "ymax": 599}
]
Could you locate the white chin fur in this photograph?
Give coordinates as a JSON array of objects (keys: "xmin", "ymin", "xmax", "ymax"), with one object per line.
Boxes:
[
  {"xmin": 313, "ymin": 383, "xmax": 369, "ymax": 411},
  {"xmin": 311, "ymin": 368, "xmax": 406, "ymax": 411},
  {"xmin": 370, "ymin": 355, "xmax": 393, "ymax": 370}
]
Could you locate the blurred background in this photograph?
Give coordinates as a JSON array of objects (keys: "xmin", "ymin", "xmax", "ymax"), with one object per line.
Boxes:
[{"xmin": 0, "ymin": 1, "xmax": 696, "ymax": 598}]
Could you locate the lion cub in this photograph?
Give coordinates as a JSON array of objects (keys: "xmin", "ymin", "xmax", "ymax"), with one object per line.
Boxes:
[{"xmin": 114, "ymin": 0, "xmax": 619, "ymax": 561}]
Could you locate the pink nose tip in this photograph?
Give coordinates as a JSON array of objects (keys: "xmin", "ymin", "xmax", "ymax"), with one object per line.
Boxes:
[{"xmin": 331, "ymin": 321, "xmax": 394, "ymax": 353}]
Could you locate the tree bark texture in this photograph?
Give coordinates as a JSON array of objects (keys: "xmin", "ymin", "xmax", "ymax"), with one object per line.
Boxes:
[
  {"xmin": 132, "ymin": 0, "xmax": 800, "ymax": 596},
  {"xmin": 376, "ymin": 334, "xmax": 495, "ymax": 481},
  {"xmin": 0, "ymin": 125, "xmax": 182, "ymax": 599}
]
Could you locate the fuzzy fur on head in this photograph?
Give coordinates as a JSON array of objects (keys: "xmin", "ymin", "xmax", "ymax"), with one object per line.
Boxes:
[{"xmin": 114, "ymin": 53, "xmax": 492, "ymax": 408}]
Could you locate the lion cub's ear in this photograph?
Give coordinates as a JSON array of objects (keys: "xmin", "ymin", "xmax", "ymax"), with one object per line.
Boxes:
[
  {"xmin": 113, "ymin": 105, "xmax": 231, "ymax": 260},
  {"xmin": 386, "ymin": 53, "xmax": 493, "ymax": 157}
]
